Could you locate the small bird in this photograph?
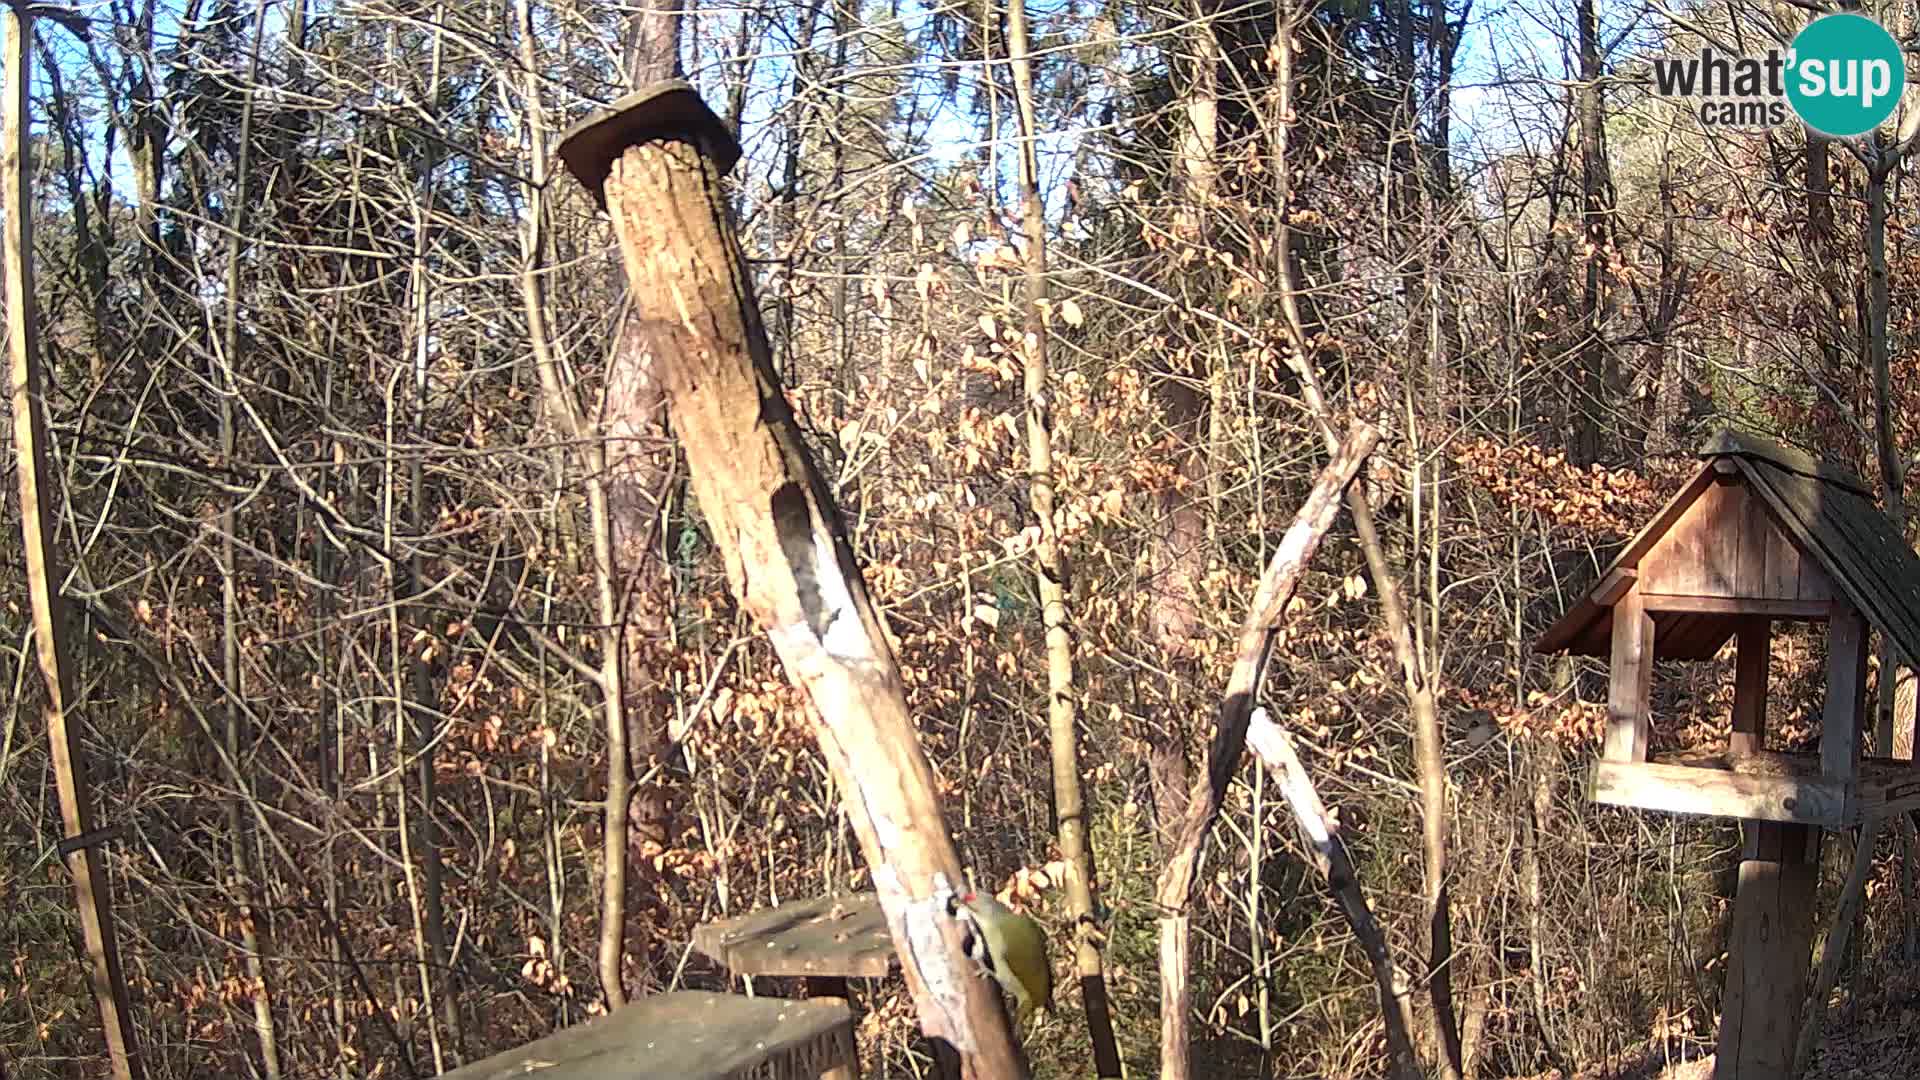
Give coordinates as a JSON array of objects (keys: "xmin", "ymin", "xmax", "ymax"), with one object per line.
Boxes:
[{"xmin": 955, "ymin": 890, "xmax": 1053, "ymax": 1027}]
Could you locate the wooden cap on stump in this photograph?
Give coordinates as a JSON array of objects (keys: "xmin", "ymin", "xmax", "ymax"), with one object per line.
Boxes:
[{"xmin": 556, "ymin": 79, "xmax": 743, "ymax": 207}]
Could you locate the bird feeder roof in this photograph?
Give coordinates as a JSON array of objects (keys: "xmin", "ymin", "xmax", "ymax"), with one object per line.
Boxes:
[{"xmin": 1535, "ymin": 428, "xmax": 1920, "ymax": 665}]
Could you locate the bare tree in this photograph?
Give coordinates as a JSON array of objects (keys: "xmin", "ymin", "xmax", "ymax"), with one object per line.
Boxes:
[{"xmin": 4, "ymin": 7, "xmax": 141, "ymax": 1078}]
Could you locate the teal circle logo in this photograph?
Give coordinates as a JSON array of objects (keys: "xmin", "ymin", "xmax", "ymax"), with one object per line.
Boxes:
[{"xmin": 1786, "ymin": 14, "xmax": 1905, "ymax": 138}]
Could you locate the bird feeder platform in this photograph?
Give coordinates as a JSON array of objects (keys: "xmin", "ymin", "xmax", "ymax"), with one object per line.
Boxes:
[
  {"xmin": 693, "ymin": 892, "xmax": 898, "ymax": 986},
  {"xmin": 435, "ymin": 990, "xmax": 857, "ymax": 1080},
  {"xmin": 1590, "ymin": 747, "xmax": 1920, "ymax": 826},
  {"xmin": 692, "ymin": 893, "xmax": 955, "ymax": 1080}
]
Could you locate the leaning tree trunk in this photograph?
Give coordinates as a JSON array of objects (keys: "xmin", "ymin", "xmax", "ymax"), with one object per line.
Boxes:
[
  {"xmin": 561, "ymin": 87, "xmax": 1030, "ymax": 1078},
  {"xmin": 1153, "ymin": 425, "xmax": 1381, "ymax": 1080},
  {"xmin": 1244, "ymin": 708, "xmax": 1420, "ymax": 1071}
]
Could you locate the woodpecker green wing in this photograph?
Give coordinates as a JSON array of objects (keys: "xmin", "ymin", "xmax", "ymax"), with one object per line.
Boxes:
[{"xmin": 959, "ymin": 892, "xmax": 1052, "ymax": 1025}]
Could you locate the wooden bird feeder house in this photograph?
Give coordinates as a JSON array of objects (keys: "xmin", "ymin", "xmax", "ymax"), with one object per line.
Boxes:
[{"xmin": 1537, "ymin": 428, "xmax": 1920, "ymax": 1077}]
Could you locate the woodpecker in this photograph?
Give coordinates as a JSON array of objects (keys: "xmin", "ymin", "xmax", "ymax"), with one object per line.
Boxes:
[{"xmin": 954, "ymin": 890, "xmax": 1052, "ymax": 1027}]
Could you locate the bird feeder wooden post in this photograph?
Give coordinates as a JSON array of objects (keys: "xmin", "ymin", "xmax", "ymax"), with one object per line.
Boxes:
[
  {"xmin": 1537, "ymin": 429, "xmax": 1920, "ymax": 1079},
  {"xmin": 555, "ymin": 82, "xmax": 1028, "ymax": 1079}
]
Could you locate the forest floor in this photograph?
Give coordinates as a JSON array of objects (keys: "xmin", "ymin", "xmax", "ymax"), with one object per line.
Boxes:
[
  {"xmin": 1516, "ymin": 994, "xmax": 1920, "ymax": 1079},
  {"xmin": 1799, "ymin": 998, "xmax": 1920, "ymax": 1080}
]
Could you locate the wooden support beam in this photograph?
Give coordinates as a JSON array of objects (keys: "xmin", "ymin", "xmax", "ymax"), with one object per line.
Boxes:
[
  {"xmin": 1604, "ymin": 590, "xmax": 1655, "ymax": 763},
  {"xmin": 804, "ymin": 977, "xmax": 857, "ymax": 1080},
  {"xmin": 1590, "ymin": 750, "xmax": 1920, "ymax": 826},
  {"xmin": 1823, "ymin": 598, "xmax": 1868, "ymax": 782},
  {"xmin": 1594, "ymin": 567, "xmax": 1637, "ymax": 607},
  {"xmin": 1639, "ymin": 594, "xmax": 1831, "ymax": 619},
  {"xmin": 1716, "ymin": 822, "xmax": 1821, "ymax": 1080},
  {"xmin": 1590, "ymin": 760, "xmax": 1848, "ymax": 826},
  {"xmin": 1731, "ymin": 618, "xmax": 1770, "ymax": 757}
]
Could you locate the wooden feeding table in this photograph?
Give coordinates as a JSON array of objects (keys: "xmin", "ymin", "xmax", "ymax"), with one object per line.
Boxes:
[
  {"xmin": 692, "ymin": 893, "xmax": 962, "ymax": 1080},
  {"xmin": 1591, "ymin": 747, "xmax": 1920, "ymax": 827},
  {"xmin": 1536, "ymin": 428, "xmax": 1920, "ymax": 1079},
  {"xmin": 692, "ymin": 893, "xmax": 898, "ymax": 998},
  {"xmin": 435, "ymin": 990, "xmax": 857, "ymax": 1080}
]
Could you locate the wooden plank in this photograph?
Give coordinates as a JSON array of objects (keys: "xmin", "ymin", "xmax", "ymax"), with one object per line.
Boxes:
[
  {"xmin": 1855, "ymin": 769, "xmax": 1920, "ymax": 821},
  {"xmin": 1823, "ymin": 598, "xmax": 1867, "ymax": 783},
  {"xmin": 1745, "ymin": 465, "xmax": 1850, "ymax": 607},
  {"xmin": 1699, "ymin": 478, "xmax": 1740, "ymax": 596},
  {"xmin": 1793, "ymin": 548, "xmax": 1836, "ymax": 603},
  {"xmin": 1639, "ymin": 594, "xmax": 1830, "ymax": 619},
  {"xmin": 1536, "ymin": 465, "xmax": 1717, "ymax": 656},
  {"xmin": 1761, "ymin": 505, "xmax": 1803, "ymax": 601},
  {"xmin": 692, "ymin": 893, "xmax": 896, "ymax": 979},
  {"xmin": 1590, "ymin": 760, "xmax": 1848, "ymax": 825},
  {"xmin": 1604, "ymin": 590, "xmax": 1655, "ymax": 763},
  {"xmin": 1717, "ymin": 822, "xmax": 1821, "ymax": 1080},
  {"xmin": 1643, "ymin": 488, "xmax": 1715, "ymax": 595},
  {"xmin": 1731, "ymin": 619, "xmax": 1770, "ymax": 756},
  {"xmin": 1732, "ymin": 480, "xmax": 1772, "ymax": 598},
  {"xmin": 1593, "ymin": 567, "xmax": 1636, "ymax": 607},
  {"xmin": 806, "ymin": 978, "xmax": 859, "ymax": 1080},
  {"xmin": 1903, "ymin": 667, "xmax": 1917, "ymax": 762},
  {"xmin": 437, "ymin": 992, "xmax": 858, "ymax": 1080}
]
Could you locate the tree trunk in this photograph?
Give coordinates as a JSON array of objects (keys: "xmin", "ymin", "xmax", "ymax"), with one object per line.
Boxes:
[
  {"xmin": 590, "ymin": 123, "xmax": 1030, "ymax": 1078},
  {"xmin": 614, "ymin": 0, "xmax": 689, "ymax": 859},
  {"xmin": 1151, "ymin": 0, "xmax": 1218, "ymax": 657},
  {"xmin": 1803, "ymin": 135, "xmax": 1848, "ymax": 427},
  {"xmin": 626, "ymin": 0, "xmax": 684, "ymax": 86},
  {"xmin": 1153, "ymin": 425, "xmax": 1379, "ymax": 1080},
  {"xmin": 1004, "ymin": 1, "xmax": 1120, "ymax": 1071},
  {"xmin": 1867, "ymin": 158, "xmax": 1903, "ymax": 757},
  {"xmin": 1573, "ymin": 0, "xmax": 1609, "ymax": 466},
  {"xmin": 215, "ymin": 4, "xmax": 284, "ymax": 1071},
  {"xmin": 4, "ymin": 12, "xmax": 143, "ymax": 1077}
]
